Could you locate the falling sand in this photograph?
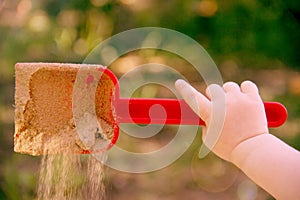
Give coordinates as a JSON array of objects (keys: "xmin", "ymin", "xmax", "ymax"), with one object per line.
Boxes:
[
  {"xmin": 36, "ymin": 119, "xmax": 114, "ymax": 200},
  {"xmin": 37, "ymin": 153, "xmax": 106, "ymax": 200}
]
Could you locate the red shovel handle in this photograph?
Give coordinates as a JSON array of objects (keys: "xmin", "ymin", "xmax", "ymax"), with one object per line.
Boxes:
[
  {"xmin": 264, "ymin": 102, "xmax": 288, "ymax": 127},
  {"xmin": 115, "ymin": 99, "xmax": 287, "ymax": 128}
]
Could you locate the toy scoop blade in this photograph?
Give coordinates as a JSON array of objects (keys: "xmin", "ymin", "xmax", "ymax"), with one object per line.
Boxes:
[{"xmin": 14, "ymin": 63, "xmax": 118, "ymax": 156}]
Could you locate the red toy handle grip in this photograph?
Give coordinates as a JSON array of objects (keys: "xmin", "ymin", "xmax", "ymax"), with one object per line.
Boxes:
[
  {"xmin": 264, "ymin": 102, "xmax": 288, "ymax": 127},
  {"xmin": 115, "ymin": 98, "xmax": 287, "ymax": 128}
]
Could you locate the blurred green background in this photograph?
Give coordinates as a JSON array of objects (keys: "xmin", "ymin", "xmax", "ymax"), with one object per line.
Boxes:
[{"xmin": 1, "ymin": 0, "xmax": 300, "ymax": 199}]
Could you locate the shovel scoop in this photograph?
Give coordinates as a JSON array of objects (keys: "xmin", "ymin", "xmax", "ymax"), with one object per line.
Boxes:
[{"xmin": 14, "ymin": 63, "xmax": 288, "ymax": 155}]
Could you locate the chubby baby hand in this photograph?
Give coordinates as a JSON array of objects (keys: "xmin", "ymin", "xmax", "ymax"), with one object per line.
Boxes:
[{"xmin": 175, "ymin": 80, "xmax": 269, "ymax": 162}]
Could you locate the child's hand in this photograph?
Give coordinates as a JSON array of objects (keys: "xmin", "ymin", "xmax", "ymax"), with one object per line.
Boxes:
[{"xmin": 175, "ymin": 80, "xmax": 269, "ymax": 162}]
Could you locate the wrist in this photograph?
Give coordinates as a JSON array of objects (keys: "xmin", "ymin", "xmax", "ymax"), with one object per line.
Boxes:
[{"xmin": 230, "ymin": 133, "xmax": 271, "ymax": 167}]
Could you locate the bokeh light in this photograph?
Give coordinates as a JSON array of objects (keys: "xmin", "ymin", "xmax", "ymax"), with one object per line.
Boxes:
[
  {"xmin": 237, "ymin": 180, "xmax": 258, "ymax": 200},
  {"xmin": 90, "ymin": 0, "xmax": 109, "ymax": 7},
  {"xmin": 0, "ymin": 0, "xmax": 5, "ymax": 11},
  {"xmin": 119, "ymin": 0, "xmax": 154, "ymax": 11},
  {"xmin": 191, "ymin": 151, "xmax": 239, "ymax": 193},
  {"xmin": 28, "ymin": 10, "xmax": 50, "ymax": 32},
  {"xmin": 196, "ymin": 0, "xmax": 218, "ymax": 17}
]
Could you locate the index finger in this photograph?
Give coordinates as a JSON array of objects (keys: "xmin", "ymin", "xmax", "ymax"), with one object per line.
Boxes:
[{"xmin": 175, "ymin": 79, "xmax": 211, "ymax": 121}]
